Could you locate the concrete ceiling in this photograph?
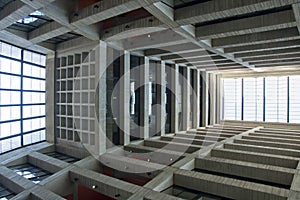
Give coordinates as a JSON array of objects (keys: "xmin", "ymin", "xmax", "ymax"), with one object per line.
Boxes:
[{"xmin": 1, "ymin": 0, "xmax": 300, "ymax": 71}]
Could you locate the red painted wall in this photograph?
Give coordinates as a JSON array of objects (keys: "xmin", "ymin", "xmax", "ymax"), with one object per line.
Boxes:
[
  {"xmin": 78, "ymin": 0, "xmax": 102, "ymax": 10},
  {"xmin": 64, "ymin": 185, "xmax": 114, "ymax": 200}
]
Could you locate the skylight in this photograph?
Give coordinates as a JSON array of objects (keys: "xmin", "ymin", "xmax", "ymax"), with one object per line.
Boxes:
[{"xmin": 17, "ymin": 11, "xmax": 44, "ymax": 24}]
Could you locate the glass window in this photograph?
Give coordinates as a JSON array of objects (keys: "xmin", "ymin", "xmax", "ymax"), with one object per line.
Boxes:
[
  {"xmin": 265, "ymin": 76, "xmax": 288, "ymax": 123},
  {"xmin": 243, "ymin": 77, "xmax": 263, "ymax": 121},
  {"xmin": 0, "ymin": 41, "xmax": 46, "ymax": 154},
  {"xmin": 290, "ymin": 76, "xmax": 300, "ymax": 123},
  {"xmin": 223, "ymin": 78, "xmax": 242, "ymax": 120}
]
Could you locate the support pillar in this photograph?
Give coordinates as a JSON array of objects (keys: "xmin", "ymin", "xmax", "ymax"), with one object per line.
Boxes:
[
  {"xmin": 192, "ymin": 69, "xmax": 200, "ymax": 129},
  {"xmin": 97, "ymin": 40, "xmax": 107, "ymax": 155},
  {"xmin": 200, "ymin": 71, "xmax": 208, "ymax": 127},
  {"xmin": 156, "ymin": 61, "xmax": 166, "ymax": 136},
  {"xmin": 216, "ymin": 75, "xmax": 222, "ymax": 124},
  {"xmin": 46, "ymin": 52, "xmax": 55, "ymax": 143},
  {"xmin": 182, "ymin": 67, "xmax": 191, "ymax": 131},
  {"xmin": 209, "ymin": 73, "xmax": 217, "ymax": 125},
  {"xmin": 140, "ymin": 56, "xmax": 150, "ymax": 139},
  {"xmin": 170, "ymin": 64, "xmax": 179, "ymax": 133},
  {"xmin": 119, "ymin": 51, "xmax": 130, "ymax": 145}
]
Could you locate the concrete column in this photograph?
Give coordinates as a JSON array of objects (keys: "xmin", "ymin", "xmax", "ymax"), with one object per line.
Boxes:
[
  {"xmin": 106, "ymin": 47, "xmax": 114, "ymax": 148},
  {"xmin": 156, "ymin": 61, "xmax": 166, "ymax": 136},
  {"xmin": 182, "ymin": 67, "xmax": 191, "ymax": 131},
  {"xmin": 192, "ymin": 69, "xmax": 200, "ymax": 129},
  {"xmin": 170, "ymin": 64, "xmax": 179, "ymax": 133},
  {"xmin": 119, "ymin": 50, "xmax": 130, "ymax": 145},
  {"xmin": 46, "ymin": 52, "xmax": 55, "ymax": 143},
  {"xmin": 97, "ymin": 40, "xmax": 107, "ymax": 155},
  {"xmin": 73, "ymin": 182, "xmax": 78, "ymax": 200},
  {"xmin": 209, "ymin": 73, "xmax": 217, "ymax": 125},
  {"xmin": 216, "ymin": 75, "xmax": 222, "ymax": 124},
  {"xmin": 200, "ymin": 71, "xmax": 209, "ymax": 127},
  {"xmin": 140, "ymin": 56, "xmax": 150, "ymax": 139}
]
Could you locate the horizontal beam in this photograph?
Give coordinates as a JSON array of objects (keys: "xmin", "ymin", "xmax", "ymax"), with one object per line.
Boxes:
[
  {"xmin": 101, "ymin": 16, "xmax": 166, "ymax": 41},
  {"xmin": 175, "ymin": 0, "xmax": 299, "ymax": 25},
  {"xmin": 124, "ymin": 29, "xmax": 189, "ymax": 51},
  {"xmin": 174, "ymin": 170, "xmax": 289, "ymax": 200},
  {"xmin": 244, "ymin": 53, "xmax": 300, "ymax": 63},
  {"xmin": 145, "ymin": 43, "xmax": 202, "ymax": 57},
  {"xmin": 212, "ymin": 27, "xmax": 300, "ymax": 48},
  {"xmin": 71, "ymin": 0, "xmax": 160, "ymax": 27},
  {"xmin": 196, "ymin": 9, "xmax": 296, "ymax": 39},
  {"xmin": 235, "ymin": 47, "xmax": 300, "ymax": 58},
  {"xmin": 224, "ymin": 39, "xmax": 300, "ymax": 54}
]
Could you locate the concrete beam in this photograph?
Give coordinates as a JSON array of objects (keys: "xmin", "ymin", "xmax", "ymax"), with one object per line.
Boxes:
[
  {"xmin": 225, "ymin": 39, "xmax": 300, "ymax": 54},
  {"xmin": 143, "ymin": 1, "xmax": 253, "ymax": 69},
  {"xmin": 71, "ymin": 0, "xmax": 160, "ymax": 27},
  {"xmin": 0, "ymin": 0, "xmax": 34, "ymax": 30},
  {"xmin": 124, "ymin": 29, "xmax": 189, "ymax": 51},
  {"xmin": 161, "ymin": 50, "xmax": 215, "ymax": 61},
  {"xmin": 195, "ymin": 157, "xmax": 295, "ymax": 186},
  {"xmin": 145, "ymin": 43, "xmax": 202, "ymax": 57},
  {"xmin": 0, "ymin": 29, "xmax": 54, "ymax": 54},
  {"xmin": 22, "ymin": 0, "xmax": 99, "ymax": 40},
  {"xmin": 248, "ymin": 55, "xmax": 300, "ymax": 64},
  {"xmin": 175, "ymin": 0, "xmax": 298, "ymax": 25},
  {"xmin": 69, "ymin": 167, "xmax": 140, "ymax": 199},
  {"xmin": 28, "ymin": 21, "xmax": 70, "ymax": 44},
  {"xmin": 293, "ymin": 3, "xmax": 300, "ymax": 33},
  {"xmin": 235, "ymin": 47, "xmax": 300, "ymax": 58},
  {"xmin": 212, "ymin": 27, "xmax": 300, "ymax": 48},
  {"xmin": 234, "ymin": 139, "xmax": 300, "ymax": 151},
  {"xmin": 174, "ymin": 169, "xmax": 289, "ymax": 200},
  {"xmin": 101, "ymin": 16, "xmax": 166, "ymax": 41},
  {"xmin": 211, "ymin": 148, "xmax": 299, "ymax": 168},
  {"xmin": 196, "ymin": 9, "xmax": 297, "ymax": 39},
  {"xmin": 254, "ymin": 60, "xmax": 300, "ymax": 67}
]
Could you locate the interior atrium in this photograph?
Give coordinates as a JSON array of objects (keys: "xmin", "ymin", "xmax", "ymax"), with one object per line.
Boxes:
[{"xmin": 0, "ymin": 0, "xmax": 300, "ymax": 199}]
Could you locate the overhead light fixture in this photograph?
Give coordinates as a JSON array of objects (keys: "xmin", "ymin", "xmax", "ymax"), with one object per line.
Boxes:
[{"xmin": 92, "ymin": 185, "xmax": 97, "ymax": 189}]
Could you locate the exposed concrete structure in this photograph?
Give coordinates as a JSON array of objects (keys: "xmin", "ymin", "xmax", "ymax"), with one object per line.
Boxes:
[{"xmin": 1, "ymin": 0, "xmax": 300, "ymax": 199}]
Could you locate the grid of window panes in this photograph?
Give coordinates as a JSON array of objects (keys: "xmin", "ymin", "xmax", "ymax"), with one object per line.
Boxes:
[
  {"xmin": 0, "ymin": 41, "xmax": 46, "ymax": 154},
  {"xmin": 223, "ymin": 78, "xmax": 242, "ymax": 120},
  {"xmin": 223, "ymin": 76, "xmax": 300, "ymax": 123}
]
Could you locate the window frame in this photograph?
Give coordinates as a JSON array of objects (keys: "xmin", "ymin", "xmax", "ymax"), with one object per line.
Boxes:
[{"xmin": 0, "ymin": 41, "xmax": 46, "ymax": 154}]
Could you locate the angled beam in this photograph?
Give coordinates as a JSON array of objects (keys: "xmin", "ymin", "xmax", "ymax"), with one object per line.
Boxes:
[
  {"xmin": 196, "ymin": 9, "xmax": 296, "ymax": 39},
  {"xmin": 224, "ymin": 39, "xmax": 300, "ymax": 54},
  {"xmin": 292, "ymin": 3, "xmax": 300, "ymax": 33},
  {"xmin": 0, "ymin": 0, "xmax": 34, "ymax": 30},
  {"xmin": 28, "ymin": 21, "xmax": 70, "ymax": 43},
  {"xmin": 143, "ymin": 2, "xmax": 253, "ymax": 69},
  {"xmin": 235, "ymin": 47, "xmax": 300, "ymax": 58},
  {"xmin": 101, "ymin": 16, "xmax": 166, "ymax": 41},
  {"xmin": 71, "ymin": 0, "xmax": 160, "ymax": 27},
  {"xmin": 22, "ymin": 0, "xmax": 99, "ymax": 40},
  {"xmin": 212, "ymin": 27, "xmax": 300, "ymax": 48},
  {"xmin": 0, "ymin": 29, "xmax": 54, "ymax": 53},
  {"xmin": 175, "ymin": 0, "xmax": 299, "ymax": 25}
]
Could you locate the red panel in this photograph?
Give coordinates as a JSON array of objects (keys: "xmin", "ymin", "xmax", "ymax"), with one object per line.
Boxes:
[
  {"xmin": 64, "ymin": 185, "xmax": 114, "ymax": 200},
  {"xmin": 78, "ymin": 0, "xmax": 102, "ymax": 10}
]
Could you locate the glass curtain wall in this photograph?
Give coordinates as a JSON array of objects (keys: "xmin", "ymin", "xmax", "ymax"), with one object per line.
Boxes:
[
  {"xmin": 0, "ymin": 41, "xmax": 46, "ymax": 154},
  {"xmin": 223, "ymin": 76, "xmax": 300, "ymax": 123}
]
